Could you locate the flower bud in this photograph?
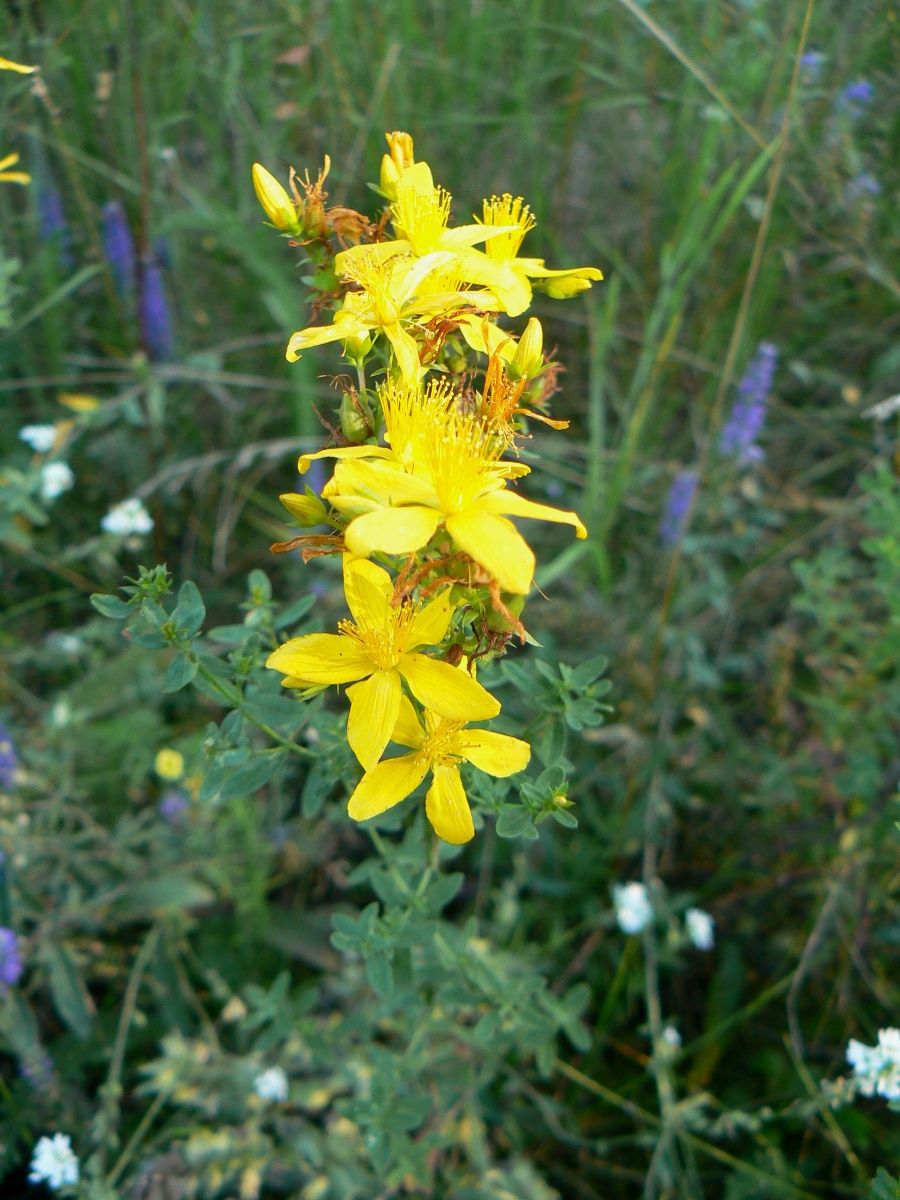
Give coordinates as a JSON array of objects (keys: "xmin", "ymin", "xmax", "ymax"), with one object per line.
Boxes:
[
  {"xmin": 511, "ymin": 317, "xmax": 544, "ymax": 379},
  {"xmin": 251, "ymin": 162, "xmax": 300, "ymax": 232},
  {"xmin": 339, "ymin": 390, "xmax": 373, "ymax": 443},
  {"xmin": 279, "ymin": 490, "xmax": 327, "ymax": 527},
  {"xmin": 385, "ymin": 130, "xmax": 414, "ymax": 172}
]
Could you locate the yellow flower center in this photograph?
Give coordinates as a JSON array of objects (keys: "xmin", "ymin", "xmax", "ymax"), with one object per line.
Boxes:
[
  {"xmin": 421, "ymin": 404, "xmax": 509, "ymax": 514},
  {"xmin": 421, "ymin": 715, "xmax": 467, "ymax": 768},
  {"xmin": 480, "ymin": 194, "xmax": 535, "ymax": 261},
  {"xmin": 341, "ymin": 251, "xmax": 401, "ymax": 325},
  {"xmin": 338, "ymin": 603, "xmax": 416, "ymax": 671},
  {"xmin": 379, "ymin": 376, "xmax": 455, "ymax": 467},
  {"xmin": 393, "ymin": 183, "xmax": 452, "ymax": 256}
]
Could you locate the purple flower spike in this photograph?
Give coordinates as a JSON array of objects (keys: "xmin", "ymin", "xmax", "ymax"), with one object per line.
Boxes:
[
  {"xmin": 661, "ymin": 469, "xmax": 698, "ymax": 546},
  {"xmin": 720, "ymin": 342, "xmax": 778, "ymax": 464},
  {"xmin": 0, "ymin": 723, "xmax": 18, "ymax": 790},
  {"xmin": 0, "ymin": 928, "xmax": 23, "ymax": 990},
  {"xmin": 102, "ymin": 201, "xmax": 137, "ymax": 298},
  {"xmin": 838, "ymin": 79, "xmax": 874, "ymax": 113},
  {"xmin": 159, "ymin": 789, "xmax": 189, "ymax": 825},
  {"xmin": 139, "ymin": 258, "xmax": 174, "ymax": 361},
  {"xmin": 38, "ymin": 183, "xmax": 74, "ymax": 268}
]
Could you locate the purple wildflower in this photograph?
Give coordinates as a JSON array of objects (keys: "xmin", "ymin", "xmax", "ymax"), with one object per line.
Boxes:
[
  {"xmin": 0, "ymin": 927, "xmax": 23, "ymax": 989},
  {"xmin": 0, "ymin": 723, "xmax": 18, "ymax": 789},
  {"xmin": 719, "ymin": 342, "xmax": 778, "ymax": 464},
  {"xmin": 159, "ymin": 789, "xmax": 189, "ymax": 825},
  {"xmin": 838, "ymin": 79, "xmax": 874, "ymax": 112},
  {"xmin": 661, "ymin": 469, "xmax": 698, "ymax": 546},
  {"xmin": 102, "ymin": 201, "xmax": 137, "ymax": 298},
  {"xmin": 800, "ymin": 50, "xmax": 825, "ymax": 75},
  {"xmin": 845, "ymin": 172, "xmax": 881, "ymax": 203},
  {"xmin": 139, "ymin": 258, "xmax": 173, "ymax": 361},
  {"xmin": 38, "ymin": 182, "xmax": 74, "ymax": 268}
]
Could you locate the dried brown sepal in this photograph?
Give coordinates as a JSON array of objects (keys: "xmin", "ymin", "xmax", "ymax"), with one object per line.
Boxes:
[{"xmin": 270, "ymin": 533, "xmax": 345, "ymax": 561}]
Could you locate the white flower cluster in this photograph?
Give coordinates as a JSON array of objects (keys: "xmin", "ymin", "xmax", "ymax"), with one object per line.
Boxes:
[
  {"xmin": 39, "ymin": 462, "xmax": 74, "ymax": 502},
  {"xmin": 29, "ymin": 1133, "xmax": 80, "ymax": 1190},
  {"xmin": 613, "ymin": 882, "xmax": 652, "ymax": 934},
  {"xmin": 20, "ymin": 424, "xmax": 57, "ymax": 453},
  {"xmin": 101, "ymin": 497, "xmax": 154, "ymax": 537},
  {"xmin": 253, "ymin": 1065, "xmax": 289, "ymax": 1102},
  {"xmin": 685, "ymin": 907, "xmax": 715, "ymax": 950},
  {"xmin": 847, "ymin": 1028, "xmax": 900, "ymax": 1101}
]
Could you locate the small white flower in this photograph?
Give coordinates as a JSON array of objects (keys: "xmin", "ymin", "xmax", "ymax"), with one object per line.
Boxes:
[
  {"xmin": 686, "ymin": 907, "xmax": 715, "ymax": 951},
  {"xmin": 661, "ymin": 1025, "xmax": 682, "ymax": 1048},
  {"xmin": 253, "ymin": 1065, "xmax": 288, "ymax": 1103},
  {"xmin": 20, "ymin": 424, "xmax": 57, "ymax": 453},
  {"xmin": 101, "ymin": 497, "xmax": 154, "ymax": 537},
  {"xmin": 847, "ymin": 1028, "xmax": 900, "ymax": 1101},
  {"xmin": 28, "ymin": 1133, "xmax": 80, "ymax": 1190},
  {"xmin": 613, "ymin": 882, "xmax": 652, "ymax": 935},
  {"xmin": 39, "ymin": 462, "xmax": 74, "ymax": 503}
]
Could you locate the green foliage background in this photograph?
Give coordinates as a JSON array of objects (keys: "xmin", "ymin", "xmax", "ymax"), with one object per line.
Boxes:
[{"xmin": 1, "ymin": 1, "xmax": 898, "ymax": 1197}]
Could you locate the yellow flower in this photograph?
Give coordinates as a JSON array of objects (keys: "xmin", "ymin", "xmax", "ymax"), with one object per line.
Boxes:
[
  {"xmin": 347, "ymin": 696, "xmax": 531, "ymax": 844},
  {"xmin": 0, "ymin": 56, "xmax": 37, "ymax": 74},
  {"xmin": 0, "ymin": 151, "xmax": 29, "ymax": 186},
  {"xmin": 285, "ymin": 250, "xmax": 498, "ymax": 386},
  {"xmin": 251, "ymin": 162, "xmax": 300, "ymax": 233},
  {"xmin": 266, "ymin": 556, "xmax": 499, "ymax": 769},
  {"xmin": 319, "ymin": 398, "xmax": 587, "ymax": 595},
  {"xmin": 379, "ymin": 130, "xmax": 416, "ymax": 199},
  {"xmin": 462, "ymin": 194, "xmax": 603, "ymax": 317},
  {"xmin": 155, "ymin": 748, "xmax": 184, "ymax": 781},
  {"xmin": 336, "ymin": 162, "xmax": 519, "ymax": 305}
]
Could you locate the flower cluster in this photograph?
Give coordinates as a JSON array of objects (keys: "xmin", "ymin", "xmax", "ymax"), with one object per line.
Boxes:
[
  {"xmin": 846, "ymin": 1028, "xmax": 900, "ymax": 1103},
  {"xmin": 254, "ymin": 132, "xmax": 601, "ymax": 843}
]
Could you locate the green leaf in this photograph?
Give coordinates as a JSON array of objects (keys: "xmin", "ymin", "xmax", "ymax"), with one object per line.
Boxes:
[
  {"xmin": 162, "ymin": 652, "xmax": 199, "ymax": 692},
  {"xmin": 116, "ymin": 873, "xmax": 215, "ymax": 921},
  {"xmin": 172, "ymin": 580, "xmax": 206, "ymax": 636},
  {"xmin": 219, "ymin": 754, "xmax": 282, "ymax": 801},
  {"xmin": 496, "ymin": 807, "xmax": 538, "ymax": 840},
  {"xmin": 44, "ymin": 944, "xmax": 94, "ymax": 1040},
  {"xmin": 870, "ymin": 1170, "xmax": 900, "ymax": 1200},
  {"xmin": 366, "ymin": 952, "xmax": 394, "ymax": 997},
  {"xmin": 90, "ymin": 592, "xmax": 131, "ymax": 619},
  {"xmin": 273, "ymin": 594, "xmax": 316, "ymax": 630}
]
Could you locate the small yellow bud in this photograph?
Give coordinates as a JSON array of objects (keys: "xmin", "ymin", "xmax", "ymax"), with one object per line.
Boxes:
[
  {"xmin": 154, "ymin": 748, "xmax": 184, "ymax": 781},
  {"xmin": 279, "ymin": 490, "xmax": 327, "ymax": 527},
  {"xmin": 380, "ymin": 153, "xmax": 401, "ymax": 199},
  {"xmin": 511, "ymin": 317, "xmax": 544, "ymax": 379},
  {"xmin": 221, "ymin": 996, "xmax": 247, "ymax": 1023},
  {"xmin": 251, "ymin": 162, "xmax": 299, "ymax": 232},
  {"xmin": 385, "ymin": 130, "xmax": 415, "ymax": 172}
]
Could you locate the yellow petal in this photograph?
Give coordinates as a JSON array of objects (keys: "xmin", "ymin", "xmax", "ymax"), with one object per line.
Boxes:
[
  {"xmin": 332, "ymin": 458, "xmax": 436, "ymax": 506},
  {"xmin": 382, "ymin": 321, "xmax": 422, "ymax": 386},
  {"xmin": 0, "ymin": 56, "xmax": 37, "ymax": 74},
  {"xmin": 342, "ymin": 554, "xmax": 393, "ymax": 626},
  {"xmin": 345, "ymin": 505, "xmax": 442, "ymax": 558},
  {"xmin": 425, "ymin": 765, "xmax": 474, "ymax": 844},
  {"xmin": 286, "ymin": 314, "xmax": 370, "ymax": 362},
  {"xmin": 297, "ymin": 444, "xmax": 392, "ymax": 475},
  {"xmin": 403, "ymin": 589, "xmax": 453, "ymax": 650},
  {"xmin": 400, "ymin": 654, "xmax": 500, "ymax": 722},
  {"xmin": 457, "ymin": 729, "xmax": 531, "ymax": 777},
  {"xmin": 483, "ymin": 489, "xmax": 587, "ymax": 539},
  {"xmin": 346, "ymin": 670, "xmax": 402, "ymax": 770},
  {"xmin": 445, "ymin": 508, "xmax": 535, "ymax": 594},
  {"xmin": 347, "ymin": 752, "xmax": 429, "ymax": 822},
  {"xmin": 391, "ymin": 694, "xmax": 426, "ymax": 750},
  {"xmin": 266, "ymin": 633, "xmax": 372, "ymax": 684}
]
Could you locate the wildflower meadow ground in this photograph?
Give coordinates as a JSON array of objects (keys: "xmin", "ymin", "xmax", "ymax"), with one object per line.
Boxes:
[{"xmin": 0, "ymin": 2, "xmax": 898, "ymax": 1198}]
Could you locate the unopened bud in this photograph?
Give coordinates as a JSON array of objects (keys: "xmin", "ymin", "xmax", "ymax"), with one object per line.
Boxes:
[
  {"xmin": 279, "ymin": 490, "xmax": 327, "ymax": 526},
  {"xmin": 339, "ymin": 391, "xmax": 373, "ymax": 443},
  {"xmin": 511, "ymin": 317, "xmax": 544, "ymax": 379},
  {"xmin": 385, "ymin": 131, "xmax": 415, "ymax": 172},
  {"xmin": 251, "ymin": 162, "xmax": 300, "ymax": 233}
]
